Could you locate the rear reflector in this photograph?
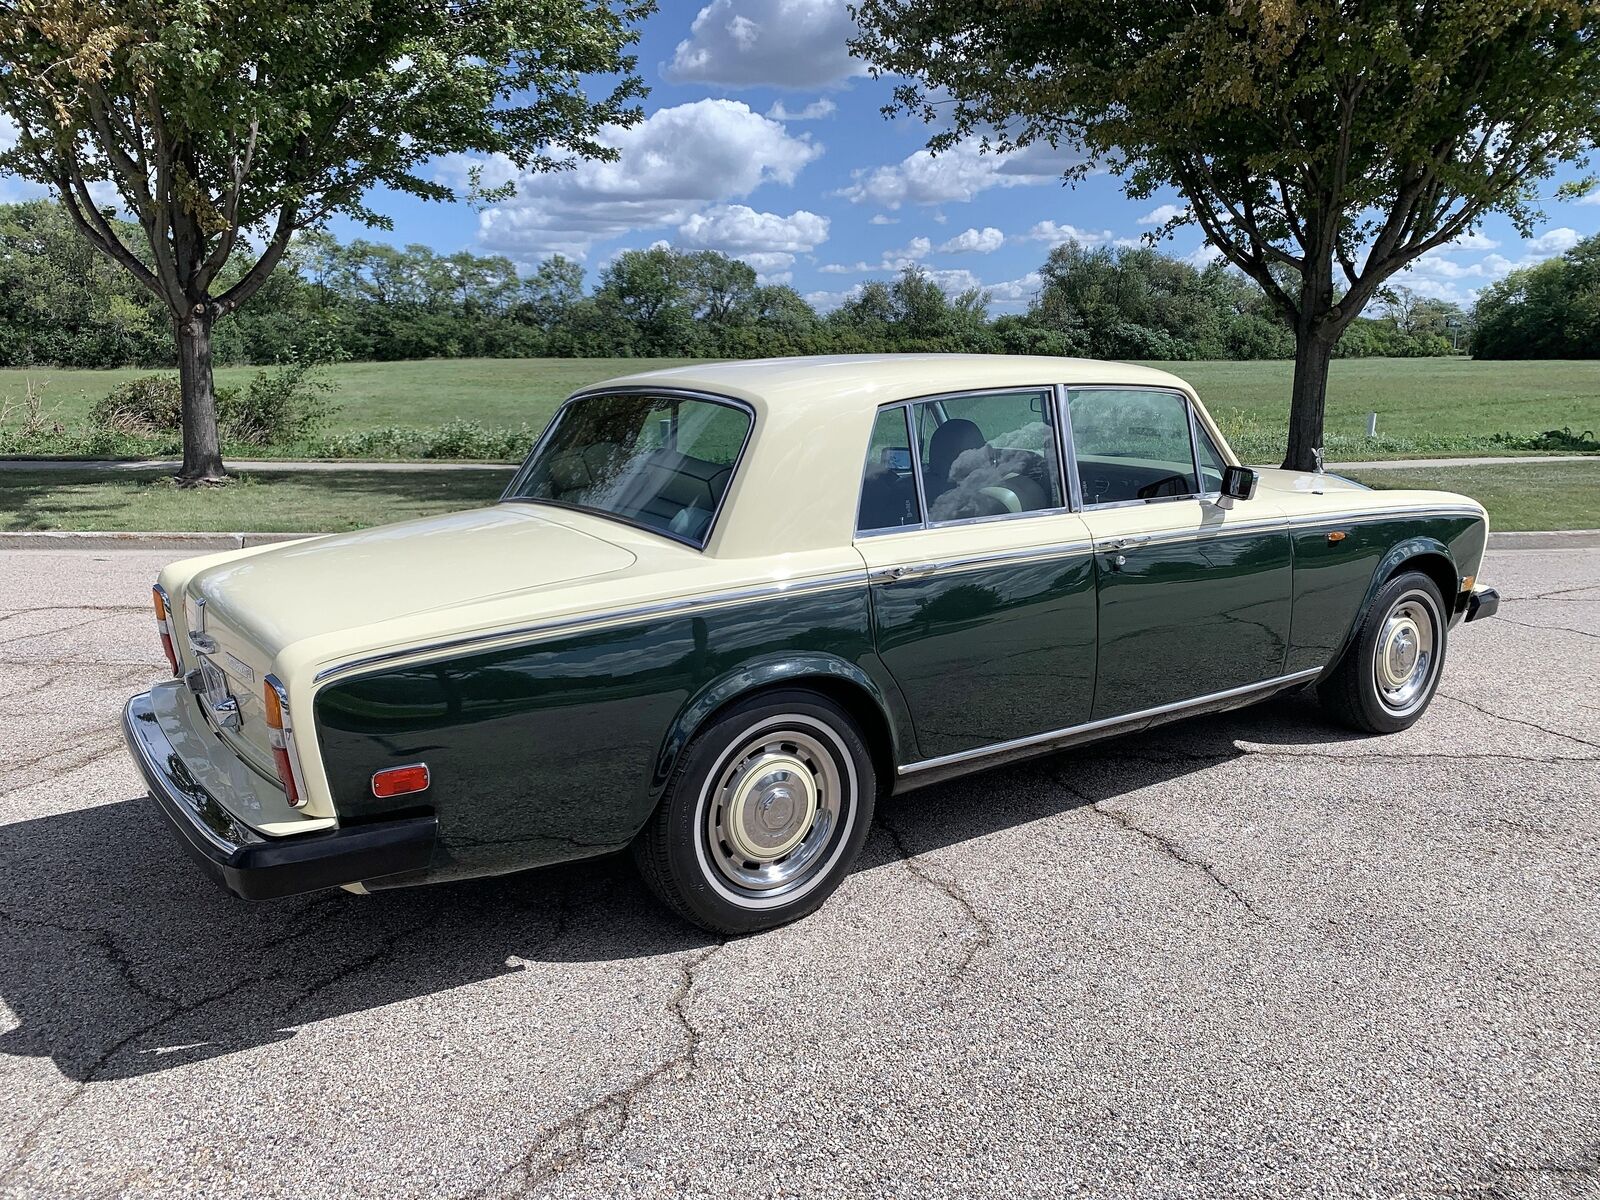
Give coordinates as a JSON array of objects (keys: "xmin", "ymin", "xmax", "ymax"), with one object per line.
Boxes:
[
  {"xmin": 152, "ymin": 585, "xmax": 179, "ymax": 676},
  {"xmin": 372, "ymin": 764, "xmax": 430, "ymax": 799},
  {"xmin": 262, "ymin": 675, "xmax": 307, "ymax": 808}
]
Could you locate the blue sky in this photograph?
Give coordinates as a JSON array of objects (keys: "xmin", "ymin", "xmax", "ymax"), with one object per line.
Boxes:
[{"xmin": 6, "ymin": 0, "xmax": 1598, "ymax": 311}]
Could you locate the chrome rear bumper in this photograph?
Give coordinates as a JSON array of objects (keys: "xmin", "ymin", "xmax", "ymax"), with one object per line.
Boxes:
[{"xmin": 123, "ymin": 691, "xmax": 436, "ymax": 900}]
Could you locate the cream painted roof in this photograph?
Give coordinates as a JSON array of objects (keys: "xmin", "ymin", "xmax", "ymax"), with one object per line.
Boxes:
[
  {"xmin": 568, "ymin": 355, "xmax": 1204, "ymax": 561},
  {"xmin": 581, "ymin": 353, "xmax": 1197, "ymax": 417}
]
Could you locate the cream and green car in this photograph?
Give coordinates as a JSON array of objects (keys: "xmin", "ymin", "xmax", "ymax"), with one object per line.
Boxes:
[{"xmin": 124, "ymin": 355, "xmax": 1500, "ymax": 933}]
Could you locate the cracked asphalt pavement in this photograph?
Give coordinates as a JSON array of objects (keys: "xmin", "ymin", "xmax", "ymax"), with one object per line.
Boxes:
[{"xmin": 1, "ymin": 546, "xmax": 1597, "ymax": 1199}]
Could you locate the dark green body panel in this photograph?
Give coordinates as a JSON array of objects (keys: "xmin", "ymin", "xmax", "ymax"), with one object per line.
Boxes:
[
  {"xmin": 1090, "ymin": 528, "xmax": 1293, "ymax": 719},
  {"xmin": 867, "ymin": 552, "xmax": 1097, "ymax": 759},
  {"xmin": 312, "ymin": 585, "xmax": 905, "ymax": 885},
  {"xmin": 1285, "ymin": 513, "xmax": 1483, "ymax": 674}
]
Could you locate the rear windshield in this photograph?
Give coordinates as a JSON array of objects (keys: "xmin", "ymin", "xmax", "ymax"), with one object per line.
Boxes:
[{"xmin": 505, "ymin": 392, "xmax": 753, "ymax": 547}]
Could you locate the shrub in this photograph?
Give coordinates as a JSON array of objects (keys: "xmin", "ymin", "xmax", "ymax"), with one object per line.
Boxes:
[
  {"xmin": 89, "ymin": 374, "xmax": 185, "ymax": 435},
  {"xmin": 312, "ymin": 421, "xmax": 539, "ymax": 461},
  {"xmin": 219, "ymin": 360, "xmax": 337, "ymax": 445}
]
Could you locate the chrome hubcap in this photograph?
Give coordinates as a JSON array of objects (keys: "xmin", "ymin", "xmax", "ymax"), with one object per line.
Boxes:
[
  {"xmin": 706, "ymin": 725, "xmax": 843, "ymax": 896},
  {"xmin": 1374, "ymin": 595, "xmax": 1438, "ymax": 713}
]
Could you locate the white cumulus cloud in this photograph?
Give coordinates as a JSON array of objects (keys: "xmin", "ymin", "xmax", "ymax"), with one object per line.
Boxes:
[
  {"xmin": 837, "ymin": 137, "xmax": 1088, "ymax": 209},
  {"xmin": 766, "ymin": 98, "xmax": 837, "ymax": 121},
  {"xmin": 1441, "ymin": 231, "xmax": 1501, "ymax": 251},
  {"xmin": 1527, "ymin": 226, "xmax": 1579, "ymax": 254},
  {"xmin": 868, "ymin": 214, "xmax": 898, "ymax": 226},
  {"xmin": 1138, "ymin": 203, "xmax": 1187, "ymax": 226},
  {"xmin": 455, "ymin": 100, "xmax": 821, "ymax": 260},
  {"xmin": 677, "ymin": 205, "xmax": 829, "ymax": 255},
  {"xmin": 938, "ymin": 226, "xmax": 1004, "ymax": 254},
  {"xmin": 1024, "ymin": 221, "xmax": 1121, "ymax": 248},
  {"xmin": 819, "ymin": 236, "xmax": 932, "ymax": 275},
  {"xmin": 666, "ymin": 0, "xmax": 866, "ymax": 89},
  {"xmin": 1575, "ymin": 189, "xmax": 1600, "ymax": 206}
]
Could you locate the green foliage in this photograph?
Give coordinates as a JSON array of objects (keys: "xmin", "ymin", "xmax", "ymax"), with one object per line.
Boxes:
[
  {"xmin": 89, "ymin": 375, "xmax": 187, "ymax": 436},
  {"xmin": 852, "ymin": 0, "xmax": 1600, "ymax": 467},
  {"xmin": 219, "ymin": 361, "xmax": 338, "ymax": 445},
  {"xmin": 1472, "ymin": 233, "xmax": 1600, "ymax": 358},
  {"xmin": 313, "ymin": 422, "xmax": 539, "ymax": 461}
]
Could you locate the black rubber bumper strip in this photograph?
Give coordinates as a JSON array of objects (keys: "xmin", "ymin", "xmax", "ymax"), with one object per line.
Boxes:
[
  {"xmin": 123, "ymin": 691, "xmax": 437, "ymax": 901},
  {"xmin": 1465, "ymin": 586, "xmax": 1500, "ymax": 623}
]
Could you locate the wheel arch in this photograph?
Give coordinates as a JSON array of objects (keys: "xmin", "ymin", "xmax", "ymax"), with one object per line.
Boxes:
[
  {"xmin": 1325, "ymin": 536, "xmax": 1459, "ymax": 678},
  {"xmin": 650, "ymin": 654, "xmax": 904, "ymax": 809}
]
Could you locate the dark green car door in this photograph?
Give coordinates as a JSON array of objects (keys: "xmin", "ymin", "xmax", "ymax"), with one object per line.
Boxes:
[{"xmin": 1066, "ymin": 387, "xmax": 1294, "ymax": 719}]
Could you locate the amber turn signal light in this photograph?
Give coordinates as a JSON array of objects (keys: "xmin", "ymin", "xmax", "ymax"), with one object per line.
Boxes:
[
  {"xmin": 262, "ymin": 675, "xmax": 306, "ymax": 808},
  {"xmin": 372, "ymin": 764, "xmax": 431, "ymax": 799},
  {"xmin": 152, "ymin": 584, "xmax": 179, "ymax": 676}
]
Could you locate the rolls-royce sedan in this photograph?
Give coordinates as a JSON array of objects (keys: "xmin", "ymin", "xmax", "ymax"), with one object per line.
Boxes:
[{"xmin": 123, "ymin": 355, "xmax": 1499, "ymax": 933}]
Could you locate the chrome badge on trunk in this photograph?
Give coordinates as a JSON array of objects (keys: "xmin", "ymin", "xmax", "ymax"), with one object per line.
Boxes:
[{"xmin": 184, "ymin": 598, "xmax": 241, "ymax": 730}]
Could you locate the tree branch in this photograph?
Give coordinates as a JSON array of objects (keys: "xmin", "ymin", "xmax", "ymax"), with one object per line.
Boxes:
[{"xmin": 214, "ymin": 204, "xmax": 298, "ymax": 314}]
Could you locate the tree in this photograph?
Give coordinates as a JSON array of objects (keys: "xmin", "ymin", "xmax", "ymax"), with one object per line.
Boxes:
[
  {"xmin": 1472, "ymin": 233, "xmax": 1600, "ymax": 358},
  {"xmin": 852, "ymin": 0, "xmax": 1600, "ymax": 469},
  {"xmin": 0, "ymin": 0, "xmax": 651, "ymax": 482}
]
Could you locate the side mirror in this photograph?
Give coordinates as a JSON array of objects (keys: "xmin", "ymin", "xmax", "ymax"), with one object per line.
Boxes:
[{"xmin": 1220, "ymin": 465, "xmax": 1258, "ymax": 501}]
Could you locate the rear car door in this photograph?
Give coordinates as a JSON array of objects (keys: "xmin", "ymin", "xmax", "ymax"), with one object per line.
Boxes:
[
  {"xmin": 854, "ymin": 388, "xmax": 1097, "ymax": 763},
  {"xmin": 1065, "ymin": 386, "xmax": 1293, "ymax": 720}
]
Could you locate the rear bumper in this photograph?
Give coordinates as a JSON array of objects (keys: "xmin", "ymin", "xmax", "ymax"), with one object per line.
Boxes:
[
  {"xmin": 1464, "ymin": 585, "xmax": 1500, "ymax": 623},
  {"xmin": 122, "ymin": 691, "xmax": 436, "ymax": 900}
]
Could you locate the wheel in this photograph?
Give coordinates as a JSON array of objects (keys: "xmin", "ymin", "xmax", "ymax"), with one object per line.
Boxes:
[
  {"xmin": 1317, "ymin": 570, "xmax": 1448, "ymax": 734},
  {"xmin": 633, "ymin": 689, "xmax": 877, "ymax": 934}
]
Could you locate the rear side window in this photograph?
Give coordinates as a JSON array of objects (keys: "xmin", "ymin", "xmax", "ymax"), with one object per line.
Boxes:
[
  {"xmin": 508, "ymin": 393, "xmax": 752, "ymax": 547},
  {"xmin": 857, "ymin": 405, "xmax": 921, "ymax": 533},
  {"xmin": 1068, "ymin": 388, "xmax": 1199, "ymax": 505},
  {"xmin": 915, "ymin": 389, "xmax": 1063, "ymax": 523}
]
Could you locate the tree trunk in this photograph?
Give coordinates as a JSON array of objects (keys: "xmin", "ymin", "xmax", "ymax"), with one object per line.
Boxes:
[
  {"xmin": 1282, "ymin": 326, "xmax": 1335, "ymax": 472},
  {"xmin": 174, "ymin": 308, "xmax": 226, "ymax": 484}
]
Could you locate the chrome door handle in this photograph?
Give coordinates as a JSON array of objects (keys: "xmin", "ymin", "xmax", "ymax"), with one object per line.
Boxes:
[
  {"xmin": 1105, "ymin": 535, "xmax": 1151, "ymax": 551},
  {"xmin": 878, "ymin": 563, "xmax": 936, "ymax": 581}
]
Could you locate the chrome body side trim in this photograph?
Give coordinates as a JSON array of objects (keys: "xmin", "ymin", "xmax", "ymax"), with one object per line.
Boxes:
[
  {"xmin": 311, "ymin": 570, "xmax": 869, "ymax": 685},
  {"xmin": 898, "ymin": 667, "xmax": 1324, "ymax": 777},
  {"xmin": 867, "ymin": 537, "xmax": 1095, "ymax": 582}
]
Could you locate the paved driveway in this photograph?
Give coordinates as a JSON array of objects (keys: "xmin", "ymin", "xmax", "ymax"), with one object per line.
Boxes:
[{"xmin": 1, "ymin": 548, "xmax": 1596, "ymax": 1199}]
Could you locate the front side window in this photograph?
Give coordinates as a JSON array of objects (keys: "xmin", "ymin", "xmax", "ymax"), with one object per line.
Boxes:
[
  {"xmin": 1068, "ymin": 388, "xmax": 1199, "ymax": 506},
  {"xmin": 1194, "ymin": 420, "xmax": 1227, "ymax": 493},
  {"xmin": 914, "ymin": 390, "xmax": 1063, "ymax": 523},
  {"xmin": 507, "ymin": 392, "xmax": 751, "ymax": 546}
]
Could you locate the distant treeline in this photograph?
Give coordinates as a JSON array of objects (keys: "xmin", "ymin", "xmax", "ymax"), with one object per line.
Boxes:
[
  {"xmin": 1471, "ymin": 233, "xmax": 1600, "ymax": 359},
  {"xmin": 0, "ymin": 199, "xmax": 1482, "ymax": 370}
]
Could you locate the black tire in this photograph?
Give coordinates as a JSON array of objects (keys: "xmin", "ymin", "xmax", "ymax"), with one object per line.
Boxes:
[
  {"xmin": 632, "ymin": 689, "xmax": 877, "ymax": 935},
  {"xmin": 1317, "ymin": 569, "xmax": 1448, "ymax": 734}
]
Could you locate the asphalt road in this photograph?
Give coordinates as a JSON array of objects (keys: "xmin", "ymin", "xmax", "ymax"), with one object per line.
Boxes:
[{"xmin": 0, "ymin": 547, "xmax": 1596, "ymax": 1199}]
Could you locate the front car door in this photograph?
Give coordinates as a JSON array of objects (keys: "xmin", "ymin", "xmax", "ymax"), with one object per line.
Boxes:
[
  {"xmin": 853, "ymin": 387, "xmax": 1097, "ymax": 764},
  {"xmin": 1064, "ymin": 386, "xmax": 1294, "ymax": 720}
]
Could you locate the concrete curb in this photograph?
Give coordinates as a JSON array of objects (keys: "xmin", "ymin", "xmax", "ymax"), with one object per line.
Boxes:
[{"xmin": 3, "ymin": 528, "xmax": 1596, "ymax": 551}]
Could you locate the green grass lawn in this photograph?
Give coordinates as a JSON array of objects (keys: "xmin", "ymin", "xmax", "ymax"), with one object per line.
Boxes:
[
  {"xmin": 1345, "ymin": 460, "xmax": 1600, "ymax": 532},
  {"xmin": 2, "ymin": 458, "xmax": 1592, "ymax": 533},
  {"xmin": 0, "ymin": 467, "xmax": 512, "ymax": 532},
  {"xmin": 3, "ymin": 356, "xmax": 1596, "ymax": 459}
]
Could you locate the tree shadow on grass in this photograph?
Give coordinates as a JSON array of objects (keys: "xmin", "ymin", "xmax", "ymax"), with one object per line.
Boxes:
[{"xmin": 0, "ymin": 687, "xmax": 1363, "ymax": 1083}]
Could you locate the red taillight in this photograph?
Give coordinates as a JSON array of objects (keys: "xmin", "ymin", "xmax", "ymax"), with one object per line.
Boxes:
[
  {"xmin": 372, "ymin": 764, "xmax": 430, "ymax": 799},
  {"xmin": 152, "ymin": 585, "xmax": 179, "ymax": 676},
  {"xmin": 262, "ymin": 675, "xmax": 306, "ymax": 808}
]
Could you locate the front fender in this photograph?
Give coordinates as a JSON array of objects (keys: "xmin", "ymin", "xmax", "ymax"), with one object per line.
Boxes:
[
  {"xmin": 652, "ymin": 652, "xmax": 910, "ymax": 798},
  {"xmin": 1324, "ymin": 534, "xmax": 1458, "ymax": 678}
]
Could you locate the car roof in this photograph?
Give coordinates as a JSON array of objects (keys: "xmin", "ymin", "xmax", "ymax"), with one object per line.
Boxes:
[
  {"xmin": 568, "ymin": 354, "xmax": 1204, "ymax": 561},
  {"xmin": 579, "ymin": 354, "xmax": 1197, "ymax": 414}
]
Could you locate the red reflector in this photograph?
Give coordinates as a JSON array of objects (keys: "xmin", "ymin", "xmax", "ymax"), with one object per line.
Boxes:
[{"xmin": 372, "ymin": 764, "xmax": 430, "ymax": 798}]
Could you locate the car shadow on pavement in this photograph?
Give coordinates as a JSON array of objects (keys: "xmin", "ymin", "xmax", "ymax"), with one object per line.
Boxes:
[{"xmin": 0, "ymin": 687, "xmax": 1362, "ymax": 1083}]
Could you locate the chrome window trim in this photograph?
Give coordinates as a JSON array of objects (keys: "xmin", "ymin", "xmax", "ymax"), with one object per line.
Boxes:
[
  {"xmin": 1066, "ymin": 384, "xmax": 1208, "ymax": 510},
  {"xmin": 500, "ymin": 385, "xmax": 757, "ymax": 552},
  {"xmin": 1186, "ymin": 399, "xmax": 1221, "ymax": 499},
  {"xmin": 1054, "ymin": 383, "xmax": 1085, "ymax": 512},
  {"xmin": 311, "ymin": 570, "xmax": 869, "ymax": 686},
  {"xmin": 899, "ymin": 667, "xmax": 1324, "ymax": 776}
]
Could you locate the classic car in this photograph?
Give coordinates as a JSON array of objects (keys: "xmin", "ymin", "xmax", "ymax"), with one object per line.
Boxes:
[{"xmin": 123, "ymin": 354, "xmax": 1500, "ymax": 933}]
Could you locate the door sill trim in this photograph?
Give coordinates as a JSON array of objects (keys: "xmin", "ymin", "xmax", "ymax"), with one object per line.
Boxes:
[{"xmin": 897, "ymin": 667, "xmax": 1323, "ymax": 777}]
